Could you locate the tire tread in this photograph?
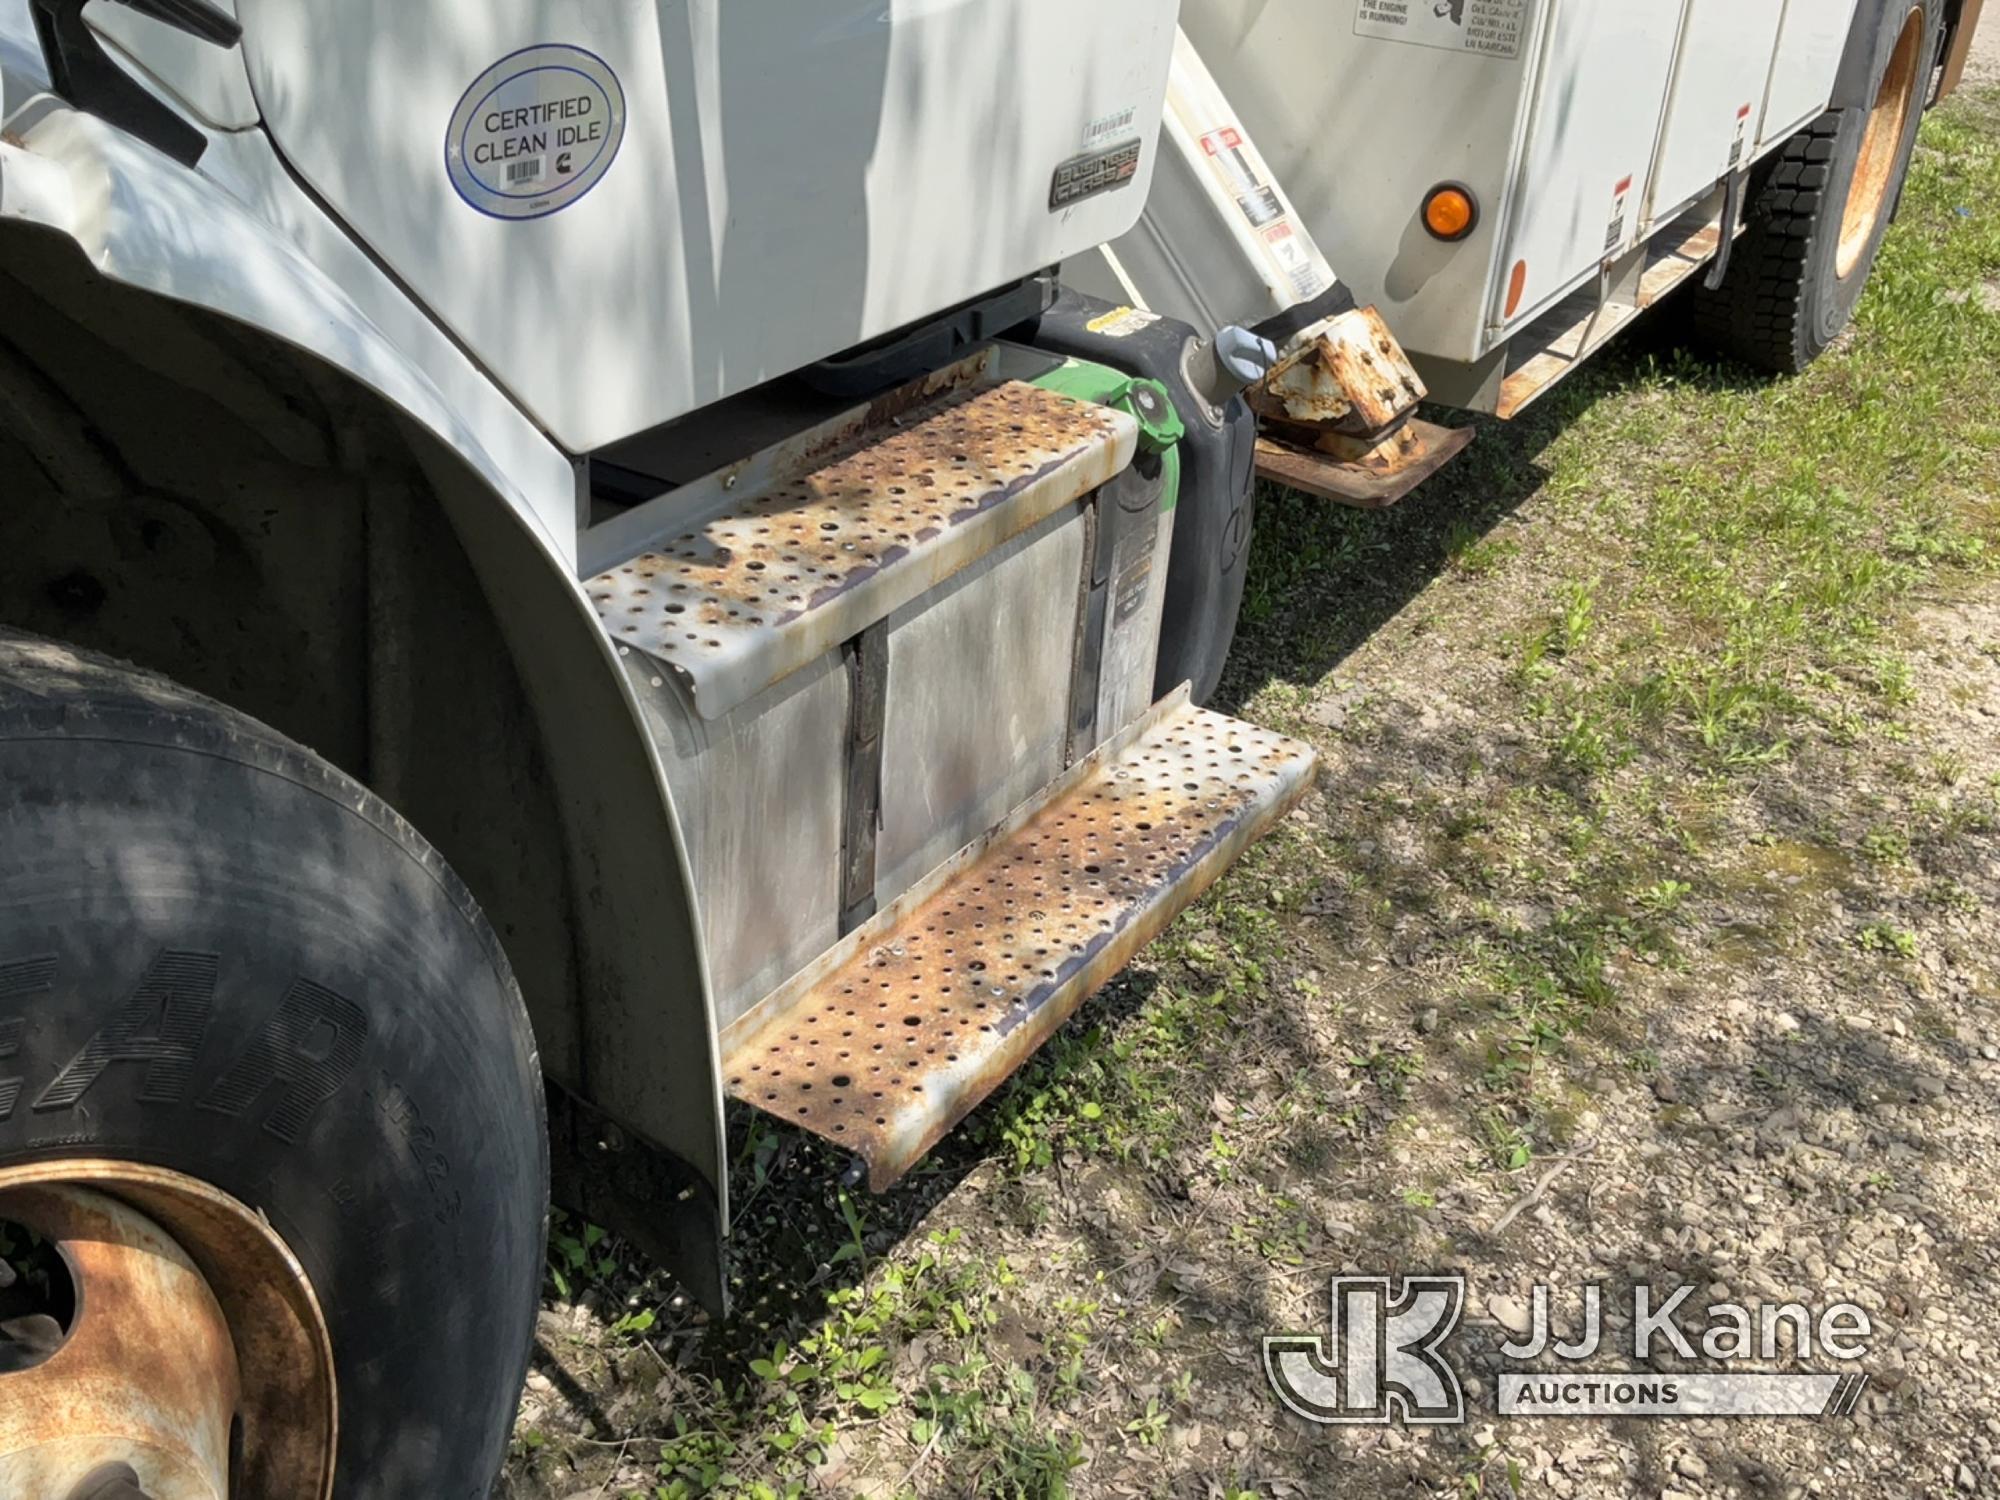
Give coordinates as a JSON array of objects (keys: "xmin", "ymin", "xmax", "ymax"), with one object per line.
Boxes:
[{"xmin": 1688, "ymin": 113, "xmax": 1845, "ymax": 374}]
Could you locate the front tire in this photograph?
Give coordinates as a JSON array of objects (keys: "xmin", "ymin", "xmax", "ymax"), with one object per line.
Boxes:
[
  {"xmin": 1689, "ymin": 0, "xmax": 1941, "ymax": 373},
  {"xmin": 0, "ymin": 632, "xmax": 546, "ymax": 1498}
]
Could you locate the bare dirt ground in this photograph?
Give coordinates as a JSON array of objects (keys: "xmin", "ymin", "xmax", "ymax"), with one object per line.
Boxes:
[{"xmin": 502, "ymin": 85, "xmax": 2000, "ymax": 1500}]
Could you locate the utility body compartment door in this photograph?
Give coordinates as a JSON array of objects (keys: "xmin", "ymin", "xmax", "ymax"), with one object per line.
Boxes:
[
  {"xmin": 233, "ymin": 0, "xmax": 1176, "ymax": 453},
  {"xmin": 1490, "ymin": 0, "xmax": 1684, "ymax": 332},
  {"xmin": 1644, "ymin": 0, "xmax": 1789, "ymax": 231},
  {"xmin": 1762, "ymin": 0, "xmax": 1865, "ymax": 148}
]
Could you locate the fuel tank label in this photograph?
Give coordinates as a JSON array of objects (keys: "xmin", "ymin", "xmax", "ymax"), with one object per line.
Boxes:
[{"xmin": 446, "ymin": 45, "xmax": 627, "ymax": 220}]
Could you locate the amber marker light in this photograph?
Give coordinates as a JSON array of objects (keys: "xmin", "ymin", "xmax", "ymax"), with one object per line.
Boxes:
[{"xmin": 1422, "ymin": 182, "xmax": 1479, "ymax": 242}]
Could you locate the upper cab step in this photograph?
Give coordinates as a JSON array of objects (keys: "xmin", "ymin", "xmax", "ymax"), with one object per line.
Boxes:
[
  {"xmin": 721, "ymin": 690, "xmax": 1318, "ymax": 1189},
  {"xmin": 585, "ymin": 360, "xmax": 1138, "ymax": 717}
]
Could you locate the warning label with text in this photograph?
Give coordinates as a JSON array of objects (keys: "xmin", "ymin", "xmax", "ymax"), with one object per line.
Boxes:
[{"xmin": 1355, "ymin": 0, "xmax": 1527, "ymax": 60}]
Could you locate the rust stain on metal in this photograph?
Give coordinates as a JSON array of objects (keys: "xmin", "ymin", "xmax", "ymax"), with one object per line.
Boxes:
[
  {"xmin": 793, "ymin": 352, "xmax": 994, "ymax": 471},
  {"xmin": 0, "ymin": 1163, "xmax": 337, "ymax": 1500},
  {"xmin": 723, "ymin": 700, "xmax": 1317, "ymax": 1188},
  {"xmin": 590, "ymin": 379, "xmax": 1136, "ymax": 718},
  {"xmin": 1255, "ymin": 417, "xmax": 1475, "ymax": 510},
  {"xmin": 0, "ymin": 1185, "xmax": 238, "ymax": 1499},
  {"xmin": 1679, "ymin": 225, "xmax": 1722, "ymax": 261},
  {"xmin": 1637, "ymin": 221, "xmax": 1726, "ymax": 309},
  {"xmin": 1249, "ymin": 306, "xmax": 1427, "ymax": 440}
]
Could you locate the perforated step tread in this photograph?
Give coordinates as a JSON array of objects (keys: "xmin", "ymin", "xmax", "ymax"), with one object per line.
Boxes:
[
  {"xmin": 587, "ymin": 379, "xmax": 1136, "ymax": 717},
  {"xmin": 721, "ymin": 695, "xmax": 1318, "ymax": 1188}
]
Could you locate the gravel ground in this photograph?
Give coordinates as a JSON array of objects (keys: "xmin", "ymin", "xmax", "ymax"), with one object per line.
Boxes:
[
  {"xmin": 1204, "ymin": 596, "xmax": 2000, "ymax": 1499},
  {"xmin": 503, "ymin": 76, "xmax": 2000, "ymax": 1500}
]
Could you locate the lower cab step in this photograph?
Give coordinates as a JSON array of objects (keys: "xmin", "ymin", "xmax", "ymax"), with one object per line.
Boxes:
[{"xmin": 722, "ymin": 691, "xmax": 1319, "ymax": 1188}]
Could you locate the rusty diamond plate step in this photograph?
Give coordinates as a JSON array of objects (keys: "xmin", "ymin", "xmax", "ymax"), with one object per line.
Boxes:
[
  {"xmin": 587, "ymin": 378, "xmax": 1137, "ymax": 718},
  {"xmin": 721, "ymin": 691, "xmax": 1319, "ymax": 1188}
]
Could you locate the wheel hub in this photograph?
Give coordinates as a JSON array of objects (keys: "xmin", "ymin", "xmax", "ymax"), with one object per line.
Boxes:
[
  {"xmin": 0, "ymin": 1184, "xmax": 237, "ymax": 1498},
  {"xmin": 1837, "ymin": 5, "xmax": 1926, "ymax": 280},
  {"xmin": 0, "ymin": 1165, "xmax": 336, "ymax": 1499}
]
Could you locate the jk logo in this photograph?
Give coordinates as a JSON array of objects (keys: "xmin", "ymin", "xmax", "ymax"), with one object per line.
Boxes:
[{"xmin": 1263, "ymin": 1275, "xmax": 1467, "ymax": 1424}]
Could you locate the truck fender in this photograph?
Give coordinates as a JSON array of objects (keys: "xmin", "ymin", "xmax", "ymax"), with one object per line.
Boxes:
[
  {"xmin": 0, "ymin": 102, "xmax": 575, "ymax": 551},
  {"xmin": 0, "ymin": 38, "xmax": 732, "ymax": 1300}
]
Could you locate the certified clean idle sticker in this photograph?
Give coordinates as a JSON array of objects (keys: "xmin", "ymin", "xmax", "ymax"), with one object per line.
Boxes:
[{"xmin": 446, "ymin": 45, "xmax": 626, "ymax": 220}]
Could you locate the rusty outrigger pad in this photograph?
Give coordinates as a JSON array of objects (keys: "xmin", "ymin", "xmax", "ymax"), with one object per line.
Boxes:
[
  {"xmin": 1256, "ymin": 417, "xmax": 1474, "ymax": 509},
  {"xmin": 721, "ymin": 692, "xmax": 1318, "ymax": 1189},
  {"xmin": 1243, "ymin": 303, "xmax": 1469, "ymax": 507},
  {"xmin": 1247, "ymin": 305, "xmax": 1427, "ymax": 437},
  {"xmin": 588, "ymin": 380, "xmax": 1137, "ymax": 718}
]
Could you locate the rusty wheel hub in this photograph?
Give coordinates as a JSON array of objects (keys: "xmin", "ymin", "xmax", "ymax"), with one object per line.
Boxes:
[
  {"xmin": 0, "ymin": 1164, "xmax": 336, "ymax": 1499},
  {"xmin": 1838, "ymin": 6, "xmax": 1926, "ymax": 280}
]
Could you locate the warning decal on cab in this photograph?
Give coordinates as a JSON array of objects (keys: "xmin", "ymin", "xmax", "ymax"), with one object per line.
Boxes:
[
  {"xmin": 1604, "ymin": 174, "xmax": 1634, "ymax": 254},
  {"xmin": 1355, "ymin": 0, "xmax": 1527, "ymax": 61},
  {"xmin": 1198, "ymin": 127, "xmax": 1333, "ymax": 302},
  {"xmin": 1085, "ymin": 306, "xmax": 1164, "ymax": 339}
]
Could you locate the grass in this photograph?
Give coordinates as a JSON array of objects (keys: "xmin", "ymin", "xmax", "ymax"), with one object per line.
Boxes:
[{"xmin": 513, "ymin": 90, "xmax": 2000, "ymax": 1500}]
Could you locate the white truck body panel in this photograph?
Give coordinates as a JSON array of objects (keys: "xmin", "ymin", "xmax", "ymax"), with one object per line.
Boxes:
[
  {"xmin": 1645, "ymin": 0, "xmax": 1789, "ymax": 228},
  {"xmin": 234, "ymin": 0, "xmax": 1179, "ymax": 454},
  {"xmin": 1172, "ymin": 0, "xmax": 1539, "ymax": 358},
  {"xmin": 1496, "ymin": 0, "xmax": 1686, "ymax": 327},
  {"xmin": 1128, "ymin": 0, "xmax": 1865, "ymax": 368},
  {"xmin": 1764, "ymin": 0, "xmax": 1865, "ymax": 149}
]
